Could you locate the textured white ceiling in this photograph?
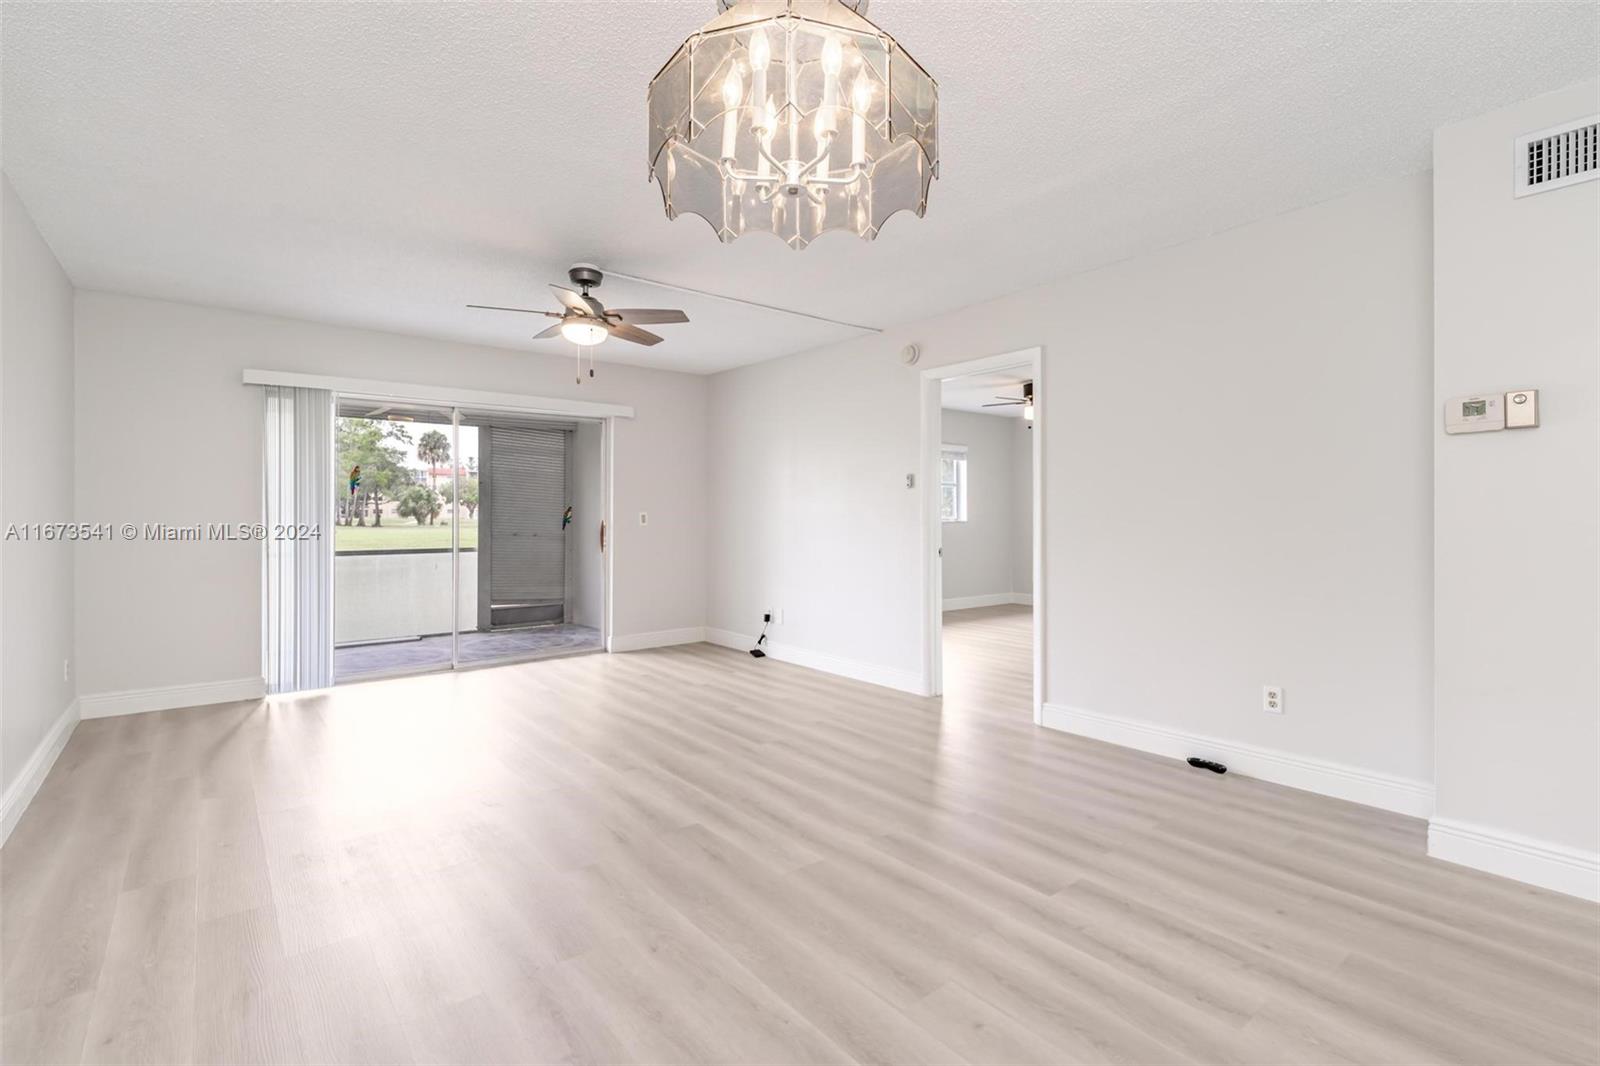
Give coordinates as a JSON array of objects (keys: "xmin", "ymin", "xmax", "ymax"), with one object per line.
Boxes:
[
  {"xmin": 943, "ymin": 370, "xmax": 1030, "ymax": 418},
  {"xmin": 3, "ymin": 2, "xmax": 1596, "ymax": 374}
]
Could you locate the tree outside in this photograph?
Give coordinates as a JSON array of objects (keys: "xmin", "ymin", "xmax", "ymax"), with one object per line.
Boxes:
[
  {"xmin": 440, "ymin": 477, "xmax": 479, "ymax": 518},
  {"xmin": 334, "ymin": 418, "xmax": 479, "ymax": 551},
  {"xmin": 417, "ymin": 429, "xmax": 451, "ymax": 492},
  {"xmin": 336, "ymin": 417, "xmax": 413, "ymax": 528},
  {"xmin": 397, "ymin": 485, "xmax": 442, "ymax": 525}
]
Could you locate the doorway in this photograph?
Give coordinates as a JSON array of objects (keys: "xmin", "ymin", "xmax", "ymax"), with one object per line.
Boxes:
[
  {"xmin": 331, "ymin": 398, "xmax": 606, "ymax": 684},
  {"xmin": 921, "ymin": 348, "xmax": 1044, "ymax": 722}
]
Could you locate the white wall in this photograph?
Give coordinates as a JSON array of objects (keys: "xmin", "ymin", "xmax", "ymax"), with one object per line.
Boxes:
[
  {"xmin": 1010, "ymin": 418, "xmax": 1034, "ymax": 598},
  {"xmin": 1, "ymin": 175, "xmax": 77, "ymax": 821},
  {"xmin": 73, "ymin": 292, "xmax": 708, "ymax": 699},
  {"xmin": 709, "ymin": 171, "xmax": 1435, "ymax": 790},
  {"xmin": 1430, "ymin": 81, "xmax": 1599, "ymax": 895},
  {"xmin": 939, "ymin": 408, "xmax": 1025, "ymax": 607}
]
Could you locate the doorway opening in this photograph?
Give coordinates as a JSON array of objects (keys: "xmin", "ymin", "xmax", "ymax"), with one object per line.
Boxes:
[
  {"xmin": 922, "ymin": 348, "xmax": 1043, "ymax": 722},
  {"xmin": 331, "ymin": 398, "xmax": 605, "ymax": 684}
]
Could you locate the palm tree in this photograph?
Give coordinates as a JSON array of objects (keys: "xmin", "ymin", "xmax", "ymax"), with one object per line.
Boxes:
[{"xmin": 417, "ymin": 429, "xmax": 450, "ymax": 492}]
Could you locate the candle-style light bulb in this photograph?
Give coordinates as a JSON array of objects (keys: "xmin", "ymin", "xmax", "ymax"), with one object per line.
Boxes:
[
  {"xmin": 820, "ymin": 35, "xmax": 843, "ymax": 139},
  {"xmin": 821, "ymin": 36, "xmax": 843, "ymax": 77},
  {"xmin": 720, "ymin": 68, "xmax": 743, "ymax": 161},
  {"xmin": 851, "ymin": 72, "xmax": 872, "ymax": 112},
  {"xmin": 749, "ymin": 29, "xmax": 771, "ymax": 71},
  {"xmin": 748, "ymin": 30, "xmax": 771, "ymax": 137}
]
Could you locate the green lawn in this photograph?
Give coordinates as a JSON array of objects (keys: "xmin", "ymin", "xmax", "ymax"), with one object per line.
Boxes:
[{"xmin": 335, "ymin": 518, "xmax": 478, "ymax": 552}]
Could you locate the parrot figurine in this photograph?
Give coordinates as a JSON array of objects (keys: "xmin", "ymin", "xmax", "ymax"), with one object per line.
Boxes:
[
  {"xmin": 348, "ymin": 465, "xmax": 361, "ymax": 497},
  {"xmin": 562, "ymin": 505, "xmax": 573, "ymax": 530}
]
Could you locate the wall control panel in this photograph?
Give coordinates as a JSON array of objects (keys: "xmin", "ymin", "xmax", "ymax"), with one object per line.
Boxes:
[
  {"xmin": 1505, "ymin": 389, "xmax": 1540, "ymax": 428},
  {"xmin": 1443, "ymin": 390, "xmax": 1539, "ymax": 435},
  {"xmin": 1444, "ymin": 394, "xmax": 1504, "ymax": 434}
]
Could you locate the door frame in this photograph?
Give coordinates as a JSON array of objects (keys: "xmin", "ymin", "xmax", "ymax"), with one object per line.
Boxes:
[{"xmin": 919, "ymin": 346, "xmax": 1044, "ymax": 723}]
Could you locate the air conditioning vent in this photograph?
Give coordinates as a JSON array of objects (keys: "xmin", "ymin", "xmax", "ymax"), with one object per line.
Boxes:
[{"xmin": 1514, "ymin": 116, "xmax": 1599, "ymax": 198}]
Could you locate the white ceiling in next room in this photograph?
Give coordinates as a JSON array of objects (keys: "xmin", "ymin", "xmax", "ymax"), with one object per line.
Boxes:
[
  {"xmin": 2, "ymin": 2, "xmax": 1595, "ymax": 373},
  {"xmin": 944, "ymin": 372, "xmax": 1031, "ymax": 419}
]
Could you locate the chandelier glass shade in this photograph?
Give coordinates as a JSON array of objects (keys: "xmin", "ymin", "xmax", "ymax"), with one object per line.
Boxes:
[{"xmin": 647, "ymin": 0, "xmax": 938, "ymax": 250}]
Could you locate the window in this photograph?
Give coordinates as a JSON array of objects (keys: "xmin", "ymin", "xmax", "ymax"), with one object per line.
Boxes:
[{"xmin": 940, "ymin": 445, "xmax": 968, "ymax": 522}]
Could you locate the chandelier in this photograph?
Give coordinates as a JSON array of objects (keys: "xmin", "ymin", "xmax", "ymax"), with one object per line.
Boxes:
[{"xmin": 647, "ymin": 0, "xmax": 938, "ymax": 250}]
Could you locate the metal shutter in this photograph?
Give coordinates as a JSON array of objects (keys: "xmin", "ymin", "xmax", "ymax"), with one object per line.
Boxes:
[{"xmin": 488, "ymin": 427, "xmax": 566, "ymax": 606}]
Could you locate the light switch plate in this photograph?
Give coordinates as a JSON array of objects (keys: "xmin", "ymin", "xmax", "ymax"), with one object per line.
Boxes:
[{"xmin": 1505, "ymin": 389, "xmax": 1539, "ymax": 428}]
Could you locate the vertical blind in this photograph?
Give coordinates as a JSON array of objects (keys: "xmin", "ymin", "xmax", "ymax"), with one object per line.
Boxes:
[
  {"xmin": 487, "ymin": 426, "xmax": 567, "ymax": 607},
  {"xmin": 263, "ymin": 385, "xmax": 334, "ymax": 693}
]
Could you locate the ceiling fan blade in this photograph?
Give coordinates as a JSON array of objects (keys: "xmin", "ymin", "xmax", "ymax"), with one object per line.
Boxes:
[
  {"xmin": 607, "ymin": 323, "xmax": 664, "ymax": 346},
  {"xmin": 467, "ymin": 303, "xmax": 558, "ymax": 317},
  {"xmin": 608, "ymin": 308, "xmax": 689, "ymax": 325},
  {"xmin": 550, "ymin": 285, "xmax": 603, "ymax": 317},
  {"xmin": 532, "ymin": 323, "xmax": 565, "ymax": 340}
]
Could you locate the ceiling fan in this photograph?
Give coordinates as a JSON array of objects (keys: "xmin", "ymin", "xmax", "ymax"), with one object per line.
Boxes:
[
  {"xmin": 468, "ymin": 264, "xmax": 689, "ymax": 348},
  {"xmin": 983, "ymin": 381, "xmax": 1035, "ymax": 421}
]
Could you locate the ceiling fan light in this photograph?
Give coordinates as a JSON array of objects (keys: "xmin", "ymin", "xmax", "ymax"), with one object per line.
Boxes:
[{"xmin": 560, "ymin": 319, "xmax": 609, "ymax": 346}]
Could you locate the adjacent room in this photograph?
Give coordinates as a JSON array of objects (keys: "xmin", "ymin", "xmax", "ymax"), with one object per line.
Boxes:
[
  {"xmin": 2, "ymin": 3, "xmax": 1597, "ymax": 1064},
  {"xmin": 937, "ymin": 367, "xmax": 1036, "ymax": 717}
]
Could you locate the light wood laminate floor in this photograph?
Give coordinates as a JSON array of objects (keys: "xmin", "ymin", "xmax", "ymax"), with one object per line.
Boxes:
[{"xmin": 3, "ymin": 605, "xmax": 1596, "ymax": 1064}]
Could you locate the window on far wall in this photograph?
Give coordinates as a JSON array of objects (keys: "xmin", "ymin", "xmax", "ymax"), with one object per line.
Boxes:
[{"xmin": 941, "ymin": 445, "xmax": 968, "ymax": 522}]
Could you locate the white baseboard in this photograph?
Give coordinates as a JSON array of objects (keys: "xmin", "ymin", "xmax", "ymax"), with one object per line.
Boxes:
[
  {"xmin": 943, "ymin": 592, "xmax": 1032, "ymax": 611},
  {"xmin": 610, "ymin": 627, "xmax": 707, "ymax": 653},
  {"xmin": 78, "ymin": 677, "xmax": 267, "ymax": 720},
  {"xmin": 1428, "ymin": 818, "xmax": 1600, "ymax": 902},
  {"xmin": 1040, "ymin": 703, "xmax": 1435, "ymax": 818},
  {"xmin": 706, "ymin": 628, "xmax": 927, "ymax": 696},
  {"xmin": 1, "ymin": 699, "xmax": 79, "ymax": 847}
]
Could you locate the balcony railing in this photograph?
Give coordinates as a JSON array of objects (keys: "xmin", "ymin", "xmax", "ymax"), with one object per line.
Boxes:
[{"xmin": 334, "ymin": 548, "xmax": 478, "ymax": 645}]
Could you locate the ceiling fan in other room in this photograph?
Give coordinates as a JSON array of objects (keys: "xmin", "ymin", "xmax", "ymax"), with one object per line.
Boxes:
[
  {"xmin": 468, "ymin": 264, "xmax": 689, "ymax": 382},
  {"xmin": 983, "ymin": 381, "xmax": 1035, "ymax": 423}
]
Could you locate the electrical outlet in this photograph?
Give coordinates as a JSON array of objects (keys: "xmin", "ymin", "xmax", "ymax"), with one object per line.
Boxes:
[
  {"xmin": 1263, "ymin": 685, "xmax": 1283, "ymax": 714},
  {"xmin": 638, "ymin": 512, "xmax": 648, "ymax": 526}
]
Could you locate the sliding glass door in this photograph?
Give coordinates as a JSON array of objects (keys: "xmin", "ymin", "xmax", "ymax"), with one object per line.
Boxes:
[
  {"xmin": 331, "ymin": 401, "xmax": 458, "ymax": 682},
  {"xmin": 330, "ymin": 399, "xmax": 604, "ymax": 684}
]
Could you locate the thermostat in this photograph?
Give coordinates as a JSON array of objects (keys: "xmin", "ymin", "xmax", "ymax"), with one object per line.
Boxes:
[{"xmin": 1444, "ymin": 394, "xmax": 1504, "ymax": 434}]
